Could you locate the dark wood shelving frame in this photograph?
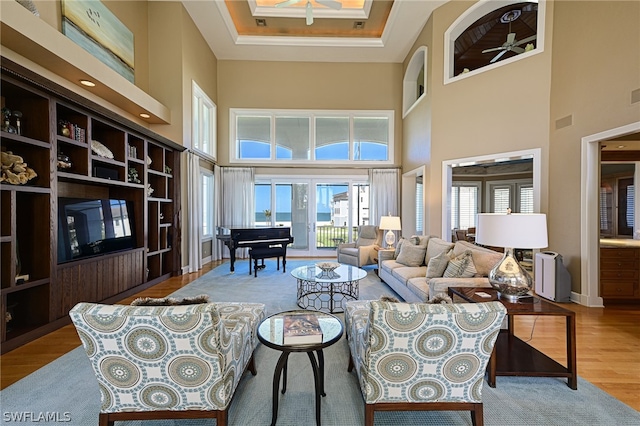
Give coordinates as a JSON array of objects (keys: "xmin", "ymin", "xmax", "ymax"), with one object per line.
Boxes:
[{"xmin": 1, "ymin": 58, "xmax": 184, "ymax": 354}]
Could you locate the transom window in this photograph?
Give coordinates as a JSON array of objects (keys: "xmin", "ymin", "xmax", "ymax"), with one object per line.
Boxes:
[{"xmin": 231, "ymin": 109, "xmax": 393, "ymax": 165}]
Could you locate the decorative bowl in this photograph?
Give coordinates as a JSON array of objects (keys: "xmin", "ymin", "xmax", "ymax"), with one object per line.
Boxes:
[{"xmin": 316, "ymin": 262, "xmax": 340, "ymax": 272}]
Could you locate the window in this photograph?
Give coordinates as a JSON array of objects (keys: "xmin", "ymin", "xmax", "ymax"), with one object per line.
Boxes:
[
  {"xmin": 451, "ymin": 182, "xmax": 480, "ymax": 229},
  {"xmin": 403, "ymin": 46, "xmax": 427, "ymax": 117},
  {"xmin": 444, "ymin": 0, "xmax": 545, "ymax": 84},
  {"xmin": 201, "ymin": 170, "xmax": 214, "ymax": 239},
  {"xmin": 487, "ymin": 179, "xmax": 533, "ymax": 213},
  {"xmin": 231, "ymin": 109, "xmax": 394, "ymax": 165},
  {"xmin": 192, "ymin": 81, "xmax": 216, "ymax": 159},
  {"xmin": 415, "ymin": 176, "xmax": 424, "ymax": 233}
]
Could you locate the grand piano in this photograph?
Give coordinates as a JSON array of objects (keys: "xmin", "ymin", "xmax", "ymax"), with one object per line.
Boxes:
[{"xmin": 216, "ymin": 226, "xmax": 294, "ymax": 273}]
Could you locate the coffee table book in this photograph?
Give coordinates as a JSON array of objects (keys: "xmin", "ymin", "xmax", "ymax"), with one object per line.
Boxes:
[{"xmin": 282, "ymin": 313, "xmax": 323, "ymax": 345}]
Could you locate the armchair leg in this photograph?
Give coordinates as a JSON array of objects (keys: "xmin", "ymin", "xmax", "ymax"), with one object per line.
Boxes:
[
  {"xmin": 348, "ymin": 355, "xmax": 355, "ymax": 372},
  {"xmin": 364, "ymin": 404, "xmax": 375, "ymax": 426},
  {"xmin": 471, "ymin": 403, "xmax": 483, "ymax": 426},
  {"xmin": 248, "ymin": 354, "xmax": 257, "ymax": 376},
  {"xmin": 217, "ymin": 408, "xmax": 228, "ymax": 426},
  {"xmin": 98, "ymin": 413, "xmax": 112, "ymax": 426}
]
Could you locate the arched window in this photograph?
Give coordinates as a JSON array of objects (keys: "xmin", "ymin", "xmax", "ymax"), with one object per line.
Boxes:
[
  {"xmin": 444, "ymin": 0, "xmax": 545, "ymax": 84},
  {"xmin": 403, "ymin": 46, "xmax": 427, "ymax": 117}
]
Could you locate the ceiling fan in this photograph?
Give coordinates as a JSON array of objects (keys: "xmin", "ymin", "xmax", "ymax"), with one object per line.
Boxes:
[
  {"xmin": 275, "ymin": 0, "xmax": 342, "ymax": 26},
  {"xmin": 482, "ymin": 10, "xmax": 537, "ymax": 64}
]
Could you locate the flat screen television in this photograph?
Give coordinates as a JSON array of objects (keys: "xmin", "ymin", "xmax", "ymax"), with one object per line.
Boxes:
[{"xmin": 57, "ymin": 197, "xmax": 135, "ymax": 264}]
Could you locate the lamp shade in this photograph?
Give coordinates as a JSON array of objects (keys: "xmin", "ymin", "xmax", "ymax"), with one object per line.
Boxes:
[
  {"xmin": 475, "ymin": 213, "xmax": 548, "ymax": 249},
  {"xmin": 379, "ymin": 215, "xmax": 401, "ymax": 231}
]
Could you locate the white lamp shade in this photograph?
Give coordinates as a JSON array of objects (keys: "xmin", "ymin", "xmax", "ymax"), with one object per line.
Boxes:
[
  {"xmin": 475, "ymin": 213, "xmax": 548, "ymax": 248},
  {"xmin": 379, "ymin": 216, "xmax": 401, "ymax": 231}
]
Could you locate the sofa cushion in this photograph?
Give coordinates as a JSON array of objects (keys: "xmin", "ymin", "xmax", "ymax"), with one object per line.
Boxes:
[
  {"xmin": 452, "ymin": 240, "xmax": 503, "ymax": 276},
  {"xmin": 391, "ymin": 265, "xmax": 428, "ymax": 283},
  {"xmin": 394, "ymin": 237, "xmax": 415, "ymax": 259},
  {"xmin": 443, "ymin": 250, "xmax": 477, "ymax": 278},
  {"xmin": 406, "ymin": 277, "xmax": 430, "ymax": 302},
  {"xmin": 396, "ymin": 243, "xmax": 427, "ymax": 267},
  {"xmin": 425, "ymin": 238, "xmax": 455, "ymax": 263},
  {"xmin": 426, "ymin": 250, "xmax": 451, "ymax": 278}
]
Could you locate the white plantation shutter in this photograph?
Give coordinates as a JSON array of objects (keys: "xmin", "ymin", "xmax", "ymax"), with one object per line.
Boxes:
[
  {"xmin": 519, "ymin": 185, "xmax": 534, "ymax": 213},
  {"xmin": 493, "ymin": 187, "xmax": 511, "ymax": 214},
  {"xmin": 452, "ymin": 183, "xmax": 479, "ymax": 229}
]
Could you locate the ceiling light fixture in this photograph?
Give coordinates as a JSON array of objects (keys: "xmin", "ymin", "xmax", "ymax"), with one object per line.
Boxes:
[
  {"xmin": 353, "ymin": 21, "xmax": 365, "ymax": 29},
  {"xmin": 275, "ymin": 0, "xmax": 342, "ymax": 26},
  {"xmin": 618, "ymin": 145, "xmax": 626, "ymax": 149},
  {"xmin": 139, "ymin": 113, "xmax": 151, "ymax": 119},
  {"xmin": 80, "ymin": 80, "xmax": 96, "ymax": 87}
]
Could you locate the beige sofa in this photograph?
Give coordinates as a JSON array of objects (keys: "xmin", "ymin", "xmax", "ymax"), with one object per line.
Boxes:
[{"xmin": 378, "ymin": 236, "xmax": 503, "ymax": 302}]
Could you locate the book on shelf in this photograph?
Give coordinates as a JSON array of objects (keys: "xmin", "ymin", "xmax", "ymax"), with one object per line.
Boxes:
[{"xmin": 282, "ymin": 312, "xmax": 323, "ymax": 345}]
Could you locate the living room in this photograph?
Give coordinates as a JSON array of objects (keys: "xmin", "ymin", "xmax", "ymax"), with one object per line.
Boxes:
[{"xmin": 1, "ymin": 0, "xmax": 639, "ymax": 424}]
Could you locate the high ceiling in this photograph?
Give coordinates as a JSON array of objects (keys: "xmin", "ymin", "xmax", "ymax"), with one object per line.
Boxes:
[{"xmin": 181, "ymin": 0, "xmax": 446, "ymax": 63}]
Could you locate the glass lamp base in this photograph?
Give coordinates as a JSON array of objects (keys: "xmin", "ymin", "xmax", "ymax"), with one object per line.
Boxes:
[
  {"xmin": 385, "ymin": 230, "xmax": 396, "ymax": 248},
  {"xmin": 488, "ymin": 247, "xmax": 532, "ymax": 302}
]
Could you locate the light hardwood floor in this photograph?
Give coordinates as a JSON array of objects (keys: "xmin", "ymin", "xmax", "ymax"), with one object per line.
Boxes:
[{"xmin": 1, "ymin": 261, "xmax": 639, "ymax": 412}]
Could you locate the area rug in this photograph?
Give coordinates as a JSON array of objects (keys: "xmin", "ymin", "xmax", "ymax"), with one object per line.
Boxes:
[{"xmin": 1, "ymin": 260, "xmax": 639, "ymax": 425}]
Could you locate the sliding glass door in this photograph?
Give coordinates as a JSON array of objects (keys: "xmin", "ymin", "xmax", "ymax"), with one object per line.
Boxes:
[{"xmin": 255, "ymin": 177, "xmax": 368, "ymax": 257}]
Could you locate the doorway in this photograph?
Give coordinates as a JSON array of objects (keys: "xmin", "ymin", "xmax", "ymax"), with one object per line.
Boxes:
[
  {"xmin": 255, "ymin": 176, "xmax": 369, "ymax": 257},
  {"xmin": 581, "ymin": 121, "xmax": 640, "ymax": 307}
]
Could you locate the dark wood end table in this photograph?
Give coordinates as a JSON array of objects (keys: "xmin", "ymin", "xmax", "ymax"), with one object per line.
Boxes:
[
  {"xmin": 257, "ymin": 310, "xmax": 344, "ymax": 426},
  {"xmin": 448, "ymin": 287, "xmax": 577, "ymax": 390}
]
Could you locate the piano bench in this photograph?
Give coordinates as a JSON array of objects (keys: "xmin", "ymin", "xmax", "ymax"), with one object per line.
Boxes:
[{"xmin": 249, "ymin": 246, "xmax": 287, "ymax": 277}]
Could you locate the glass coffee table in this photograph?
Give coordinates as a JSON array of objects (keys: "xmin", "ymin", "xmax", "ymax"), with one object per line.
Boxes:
[
  {"xmin": 291, "ymin": 264, "xmax": 367, "ymax": 313},
  {"xmin": 258, "ymin": 310, "xmax": 344, "ymax": 426}
]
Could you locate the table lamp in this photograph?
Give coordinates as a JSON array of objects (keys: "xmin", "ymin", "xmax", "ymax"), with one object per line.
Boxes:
[
  {"xmin": 475, "ymin": 212, "xmax": 548, "ymax": 301},
  {"xmin": 379, "ymin": 214, "xmax": 402, "ymax": 248}
]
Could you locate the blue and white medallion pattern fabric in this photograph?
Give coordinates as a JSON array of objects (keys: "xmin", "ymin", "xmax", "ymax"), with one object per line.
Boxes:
[
  {"xmin": 345, "ymin": 300, "xmax": 506, "ymax": 404},
  {"xmin": 69, "ymin": 302, "xmax": 265, "ymax": 413}
]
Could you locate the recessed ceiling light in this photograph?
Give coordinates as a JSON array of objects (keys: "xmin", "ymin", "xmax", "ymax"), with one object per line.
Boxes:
[
  {"xmin": 256, "ymin": 18, "xmax": 267, "ymax": 27},
  {"xmin": 618, "ymin": 145, "xmax": 626, "ymax": 149},
  {"xmin": 139, "ymin": 113, "xmax": 151, "ymax": 119},
  {"xmin": 80, "ymin": 80, "xmax": 96, "ymax": 87},
  {"xmin": 353, "ymin": 21, "xmax": 365, "ymax": 30}
]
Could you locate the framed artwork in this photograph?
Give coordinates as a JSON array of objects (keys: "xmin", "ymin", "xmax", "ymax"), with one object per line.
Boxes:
[{"xmin": 61, "ymin": 0, "xmax": 134, "ymax": 83}]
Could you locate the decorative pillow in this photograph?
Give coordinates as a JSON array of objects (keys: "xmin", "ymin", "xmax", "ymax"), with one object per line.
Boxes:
[
  {"xmin": 443, "ymin": 250, "xmax": 477, "ymax": 278},
  {"xmin": 394, "ymin": 237, "xmax": 412, "ymax": 259},
  {"xmin": 426, "ymin": 250, "xmax": 451, "ymax": 278},
  {"xmin": 396, "ymin": 243, "xmax": 427, "ymax": 267},
  {"xmin": 425, "ymin": 238, "xmax": 455, "ymax": 263},
  {"xmin": 131, "ymin": 294, "xmax": 210, "ymax": 306}
]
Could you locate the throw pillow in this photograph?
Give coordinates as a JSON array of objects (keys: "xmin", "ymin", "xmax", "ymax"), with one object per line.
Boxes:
[
  {"xmin": 426, "ymin": 250, "xmax": 451, "ymax": 278},
  {"xmin": 131, "ymin": 294, "xmax": 210, "ymax": 306},
  {"xmin": 443, "ymin": 250, "xmax": 477, "ymax": 278},
  {"xmin": 425, "ymin": 238, "xmax": 455, "ymax": 263},
  {"xmin": 396, "ymin": 243, "xmax": 427, "ymax": 267},
  {"xmin": 394, "ymin": 237, "xmax": 415, "ymax": 259}
]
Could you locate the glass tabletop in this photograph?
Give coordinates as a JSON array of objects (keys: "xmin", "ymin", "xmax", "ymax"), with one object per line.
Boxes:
[
  {"xmin": 258, "ymin": 310, "xmax": 344, "ymax": 349},
  {"xmin": 290, "ymin": 264, "xmax": 367, "ymax": 283}
]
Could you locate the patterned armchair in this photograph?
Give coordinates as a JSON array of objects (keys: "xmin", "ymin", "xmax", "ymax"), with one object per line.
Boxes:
[
  {"xmin": 69, "ymin": 301, "xmax": 265, "ymax": 426},
  {"xmin": 345, "ymin": 299, "xmax": 506, "ymax": 426},
  {"xmin": 337, "ymin": 225, "xmax": 383, "ymax": 267}
]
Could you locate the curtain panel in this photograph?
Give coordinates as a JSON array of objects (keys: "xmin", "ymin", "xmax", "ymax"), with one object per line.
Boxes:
[
  {"xmin": 220, "ymin": 167, "xmax": 255, "ymax": 259},
  {"xmin": 369, "ymin": 168, "xmax": 400, "ymax": 225},
  {"xmin": 186, "ymin": 151, "xmax": 203, "ymax": 273}
]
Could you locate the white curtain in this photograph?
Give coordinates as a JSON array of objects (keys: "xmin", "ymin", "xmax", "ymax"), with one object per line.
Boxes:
[
  {"xmin": 369, "ymin": 168, "xmax": 400, "ymax": 224},
  {"xmin": 186, "ymin": 151, "xmax": 202, "ymax": 273},
  {"xmin": 213, "ymin": 165, "xmax": 223, "ymax": 261},
  {"xmin": 220, "ymin": 167, "xmax": 255, "ymax": 259}
]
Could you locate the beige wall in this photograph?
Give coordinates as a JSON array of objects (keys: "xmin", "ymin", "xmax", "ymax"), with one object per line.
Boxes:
[
  {"xmin": 216, "ymin": 60, "xmax": 403, "ymax": 169},
  {"xmin": 548, "ymin": 1, "xmax": 640, "ymax": 291}
]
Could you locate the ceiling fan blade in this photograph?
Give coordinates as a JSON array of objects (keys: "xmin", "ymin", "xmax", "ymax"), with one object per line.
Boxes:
[
  {"xmin": 513, "ymin": 35, "xmax": 537, "ymax": 47},
  {"xmin": 490, "ymin": 49, "xmax": 507, "ymax": 63},
  {"xmin": 275, "ymin": 0, "xmax": 302, "ymax": 7},
  {"xmin": 482, "ymin": 47, "xmax": 505, "ymax": 54},
  {"xmin": 316, "ymin": 0, "xmax": 342, "ymax": 10},
  {"xmin": 306, "ymin": 1, "xmax": 313, "ymax": 25},
  {"xmin": 506, "ymin": 32, "xmax": 516, "ymax": 44},
  {"xmin": 512, "ymin": 46, "xmax": 525, "ymax": 54}
]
